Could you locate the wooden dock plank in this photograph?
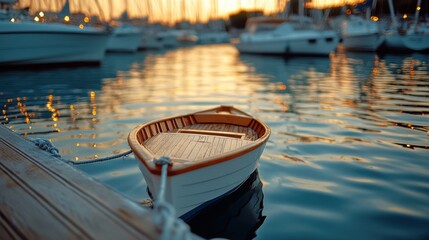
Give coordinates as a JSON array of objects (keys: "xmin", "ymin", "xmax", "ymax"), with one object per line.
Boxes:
[{"xmin": 0, "ymin": 125, "xmax": 198, "ymax": 240}]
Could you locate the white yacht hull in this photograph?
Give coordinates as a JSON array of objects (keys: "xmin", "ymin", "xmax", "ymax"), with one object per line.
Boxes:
[
  {"xmin": 342, "ymin": 32, "xmax": 384, "ymax": 51},
  {"xmin": 106, "ymin": 27, "xmax": 142, "ymax": 52},
  {"xmin": 384, "ymin": 31, "xmax": 429, "ymax": 51},
  {"xmin": 139, "ymin": 35, "xmax": 163, "ymax": 49},
  {"xmin": 159, "ymin": 35, "xmax": 180, "ymax": 48},
  {"xmin": 235, "ymin": 32, "xmax": 339, "ymax": 56},
  {"xmin": 198, "ymin": 32, "xmax": 230, "ymax": 44},
  {"xmin": 0, "ymin": 21, "xmax": 109, "ymax": 66}
]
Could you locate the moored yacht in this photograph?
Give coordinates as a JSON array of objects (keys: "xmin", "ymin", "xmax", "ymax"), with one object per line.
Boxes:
[
  {"xmin": 340, "ymin": 15, "xmax": 384, "ymax": 51},
  {"xmin": 0, "ymin": 20, "xmax": 109, "ymax": 66},
  {"xmin": 382, "ymin": 0, "xmax": 429, "ymax": 52},
  {"xmin": 106, "ymin": 24, "xmax": 142, "ymax": 52},
  {"xmin": 233, "ymin": 16, "xmax": 339, "ymax": 56}
]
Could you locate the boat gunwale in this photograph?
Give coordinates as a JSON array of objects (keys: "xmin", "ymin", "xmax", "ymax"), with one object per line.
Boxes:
[{"xmin": 128, "ymin": 106, "xmax": 270, "ymax": 176}]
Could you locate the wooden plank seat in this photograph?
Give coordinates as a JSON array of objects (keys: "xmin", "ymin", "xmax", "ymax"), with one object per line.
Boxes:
[{"xmin": 169, "ymin": 123, "xmax": 259, "ymax": 141}]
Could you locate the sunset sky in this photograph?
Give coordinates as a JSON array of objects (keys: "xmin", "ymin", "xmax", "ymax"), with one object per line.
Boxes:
[{"xmin": 19, "ymin": 0, "xmax": 366, "ymax": 23}]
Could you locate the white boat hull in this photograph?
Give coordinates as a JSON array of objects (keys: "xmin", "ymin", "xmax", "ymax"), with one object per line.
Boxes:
[
  {"xmin": 0, "ymin": 21, "xmax": 109, "ymax": 65},
  {"xmin": 235, "ymin": 33, "xmax": 338, "ymax": 56},
  {"xmin": 107, "ymin": 27, "xmax": 142, "ymax": 52},
  {"xmin": 198, "ymin": 32, "xmax": 230, "ymax": 44},
  {"xmin": 129, "ymin": 106, "xmax": 270, "ymax": 219},
  {"xmin": 138, "ymin": 142, "xmax": 267, "ymax": 218},
  {"xmin": 384, "ymin": 31, "xmax": 429, "ymax": 52},
  {"xmin": 402, "ymin": 34, "xmax": 429, "ymax": 51},
  {"xmin": 139, "ymin": 35, "xmax": 163, "ymax": 49},
  {"xmin": 342, "ymin": 32, "xmax": 384, "ymax": 51}
]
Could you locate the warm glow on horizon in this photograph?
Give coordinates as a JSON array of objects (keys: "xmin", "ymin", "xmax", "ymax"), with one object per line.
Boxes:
[
  {"xmin": 18, "ymin": 0, "xmax": 365, "ymax": 24},
  {"xmin": 307, "ymin": 0, "xmax": 365, "ymax": 9}
]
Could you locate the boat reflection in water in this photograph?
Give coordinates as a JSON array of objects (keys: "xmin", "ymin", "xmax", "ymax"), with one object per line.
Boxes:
[{"xmin": 186, "ymin": 170, "xmax": 265, "ymax": 240}]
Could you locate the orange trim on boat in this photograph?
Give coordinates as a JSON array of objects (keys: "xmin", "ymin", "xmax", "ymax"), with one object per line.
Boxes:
[{"xmin": 128, "ymin": 106, "xmax": 270, "ymax": 176}]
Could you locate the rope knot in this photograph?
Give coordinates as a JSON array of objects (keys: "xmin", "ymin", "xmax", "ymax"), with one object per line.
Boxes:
[
  {"xmin": 31, "ymin": 138, "xmax": 61, "ymax": 158},
  {"xmin": 154, "ymin": 156, "xmax": 172, "ymax": 166}
]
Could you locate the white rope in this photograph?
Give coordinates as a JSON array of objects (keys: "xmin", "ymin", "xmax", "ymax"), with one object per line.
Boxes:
[
  {"xmin": 29, "ymin": 137, "xmax": 133, "ymax": 165},
  {"xmin": 30, "ymin": 139, "xmax": 196, "ymax": 239},
  {"xmin": 152, "ymin": 156, "xmax": 194, "ymax": 240},
  {"xmin": 70, "ymin": 150, "xmax": 133, "ymax": 165},
  {"xmin": 31, "ymin": 138, "xmax": 61, "ymax": 158}
]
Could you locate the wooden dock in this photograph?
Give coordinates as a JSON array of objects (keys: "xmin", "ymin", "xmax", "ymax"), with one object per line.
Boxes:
[{"xmin": 0, "ymin": 125, "xmax": 195, "ymax": 239}]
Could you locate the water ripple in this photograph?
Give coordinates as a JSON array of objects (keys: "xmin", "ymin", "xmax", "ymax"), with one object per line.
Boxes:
[{"xmin": 1, "ymin": 45, "xmax": 429, "ymax": 239}]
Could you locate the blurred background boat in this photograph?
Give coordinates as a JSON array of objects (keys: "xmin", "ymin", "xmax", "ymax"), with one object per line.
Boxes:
[
  {"xmin": 138, "ymin": 24, "xmax": 164, "ymax": 50},
  {"xmin": 106, "ymin": 23, "xmax": 142, "ymax": 53},
  {"xmin": 233, "ymin": 0, "xmax": 339, "ymax": 56},
  {"xmin": 0, "ymin": 0, "xmax": 110, "ymax": 67},
  {"xmin": 105, "ymin": 5, "xmax": 142, "ymax": 53},
  {"xmin": 234, "ymin": 16, "xmax": 339, "ymax": 56},
  {"xmin": 0, "ymin": 1, "xmax": 109, "ymax": 67},
  {"xmin": 340, "ymin": 15, "xmax": 384, "ymax": 51},
  {"xmin": 329, "ymin": 0, "xmax": 384, "ymax": 52},
  {"xmin": 382, "ymin": 0, "xmax": 429, "ymax": 52}
]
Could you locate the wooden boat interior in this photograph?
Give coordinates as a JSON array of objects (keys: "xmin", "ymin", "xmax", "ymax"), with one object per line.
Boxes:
[{"xmin": 129, "ymin": 106, "xmax": 270, "ymax": 174}]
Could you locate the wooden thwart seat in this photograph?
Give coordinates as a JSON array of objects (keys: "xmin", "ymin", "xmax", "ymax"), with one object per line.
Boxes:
[
  {"xmin": 177, "ymin": 129, "xmax": 246, "ymax": 139},
  {"xmin": 171, "ymin": 123, "xmax": 259, "ymax": 141}
]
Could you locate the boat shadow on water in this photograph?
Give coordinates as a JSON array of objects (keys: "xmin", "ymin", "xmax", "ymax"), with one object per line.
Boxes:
[{"xmin": 185, "ymin": 170, "xmax": 266, "ymax": 240}]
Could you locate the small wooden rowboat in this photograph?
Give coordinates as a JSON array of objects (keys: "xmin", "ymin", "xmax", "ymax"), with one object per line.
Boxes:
[{"xmin": 128, "ymin": 106, "xmax": 270, "ymax": 218}]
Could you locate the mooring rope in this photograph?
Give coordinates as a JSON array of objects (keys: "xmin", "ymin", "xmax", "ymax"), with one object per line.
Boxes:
[
  {"xmin": 29, "ymin": 138, "xmax": 133, "ymax": 165},
  {"xmin": 31, "ymin": 138, "xmax": 61, "ymax": 158},
  {"xmin": 152, "ymin": 156, "xmax": 193, "ymax": 240},
  {"xmin": 70, "ymin": 150, "xmax": 133, "ymax": 165},
  {"xmin": 31, "ymin": 139, "xmax": 195, "ymax": 239}
]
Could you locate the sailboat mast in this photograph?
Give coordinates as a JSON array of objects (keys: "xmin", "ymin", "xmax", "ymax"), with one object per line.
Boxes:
[
  {"xmin": 299, "ymin": 0, "xmax": 304, "ymax": 25},
  {"xmin": 368, "ymin": 0, "xmax": 378, "ymax": 19},
  {"xmin": 412, "ymin": 0, "xmax": 422, "ymax": 31},
  {"xmin": 284, "ymin": 0, "xmax": 291, "ymax": 18},
  {"xmin": 387, "ymin": 0, "xmax": 398, "ymax": 27},
  {"xmin": 181, "ymin": 0, "xmax": 186, "ymax": 21}
]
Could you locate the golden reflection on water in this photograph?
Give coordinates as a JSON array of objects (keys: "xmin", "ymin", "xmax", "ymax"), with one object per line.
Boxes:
[
  {"xmin": 1, "ymin": 46, "xmax": 429, "ymax": 239},
  {"xmin": 99, "ymin": 46, "xmax": 264, "ymax": 116},
  {"xmin": 281, "ymin": 176, "xmax": 337, "ymax": 194},
  {"xmin": 1, "ymin": 45, "xmax": 428, "ymax": 160}
]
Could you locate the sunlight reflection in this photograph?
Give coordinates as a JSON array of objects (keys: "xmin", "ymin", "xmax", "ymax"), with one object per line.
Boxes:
[{"xmin": 283, "ymin": 176, "xmax": 336, "ymax": 193}]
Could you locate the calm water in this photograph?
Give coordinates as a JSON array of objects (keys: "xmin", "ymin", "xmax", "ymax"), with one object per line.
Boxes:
[{"xmin": 1, "ymin": 44, "xmax": 429, "ymax": 239}]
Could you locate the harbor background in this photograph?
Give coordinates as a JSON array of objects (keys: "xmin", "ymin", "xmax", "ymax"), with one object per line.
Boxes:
[{"xmin": 1, "ymin": 44, "xmax": 428, "ymax": 239}]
